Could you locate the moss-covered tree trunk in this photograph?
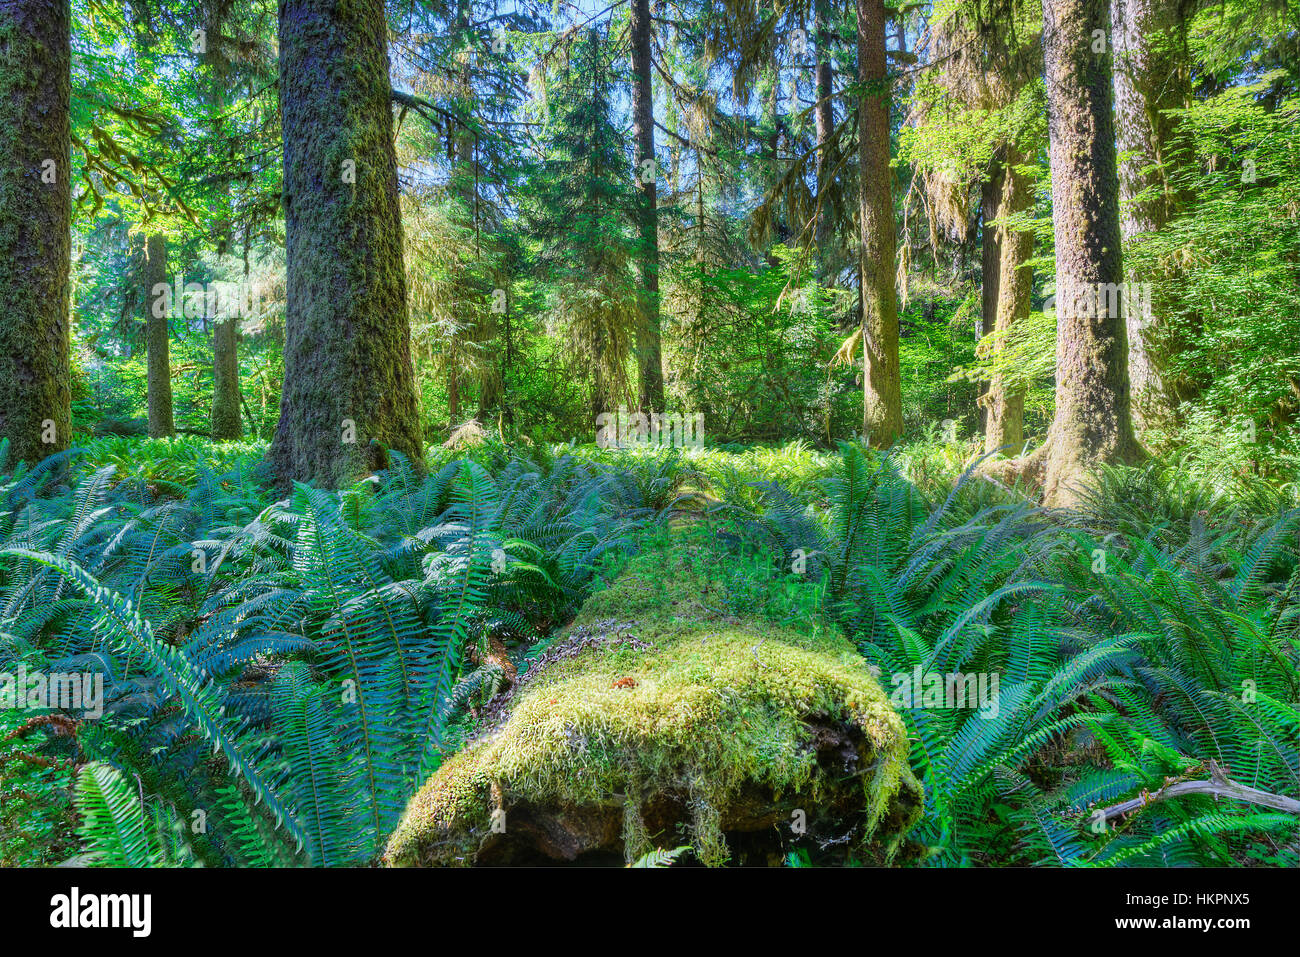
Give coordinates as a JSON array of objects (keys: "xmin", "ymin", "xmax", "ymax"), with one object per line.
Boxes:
[
  {"xmin": 984, "ymin": 148, "xmax": 1034, "ymax": 455},
  {"xmin": 0, "ymin": 0, "xmax": 71, "ymax": 466},
  {"xmin": 268, "ymin": 0, "xmax": 423, "ymax": 487},
  {"xmin": 144, "ymin": 233, "xmax": 174, "ymax": 438},
  {"xmin": 1111, "ymin": 0, "xmax": 1190, "ymax": 429},
  {"xmin": 630, "ymin": 0, "xmax": 664, "ymax": 414},
  {"xmin": 211, "ymin": 315, "xmax": 241, "ymax": 439},
  {"xmin": 978, "ymin": 160, "xmax": 1004, "ymax": 436},
  {"xmin": 385, "ymin": 540, "xmax": 922, "ymax": 867},
  {"xmin": 855, "ymin": 0, "xmax": 902, "ymax": 447},
  {"xmin": 202, "ymin": 35, "xmax": 244, "ymax": 442},
  {"xmin": 447, "ymin": 347, "xmax": 461, "ymax": 426},
  {"xmin": 1039, "ymin": 0, "xmax": 1142, "ymax": 505},
  {"xmin": 208, "ymin": 73, "xmax": 243, "ymax": 442},
  {"xmin": 980, "ymin": 168, "xmax": 1004, "ymax": 341},
  {"xmin": 591, "ymin": 326, "xmax": 610, "ymax": 423}
]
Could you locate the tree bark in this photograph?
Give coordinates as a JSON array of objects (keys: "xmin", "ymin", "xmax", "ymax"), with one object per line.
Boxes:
[
  {"xmin": 451, "ymin": 69, "xmax": 473, "ymax": 429},
  {"xmin": 855, "ymin": 0, "xmax": 902, "ymax": 446},
  {"xmin": 475, "ymin": 357, "xmax": 499, "ymax": 424},
  {"xmin": 1111, "ymin": 0, "xmax": 1190, "ymax": 429},
  {"xmin": 211, "ymin": 314, "xmax": 241, "ymax": 440},
  {"xmin": 984, "ymin": 148, "xmax": 1034, "ymax": 455},
  {"xmin": 630, "ymin": 0, "xmax": 665, "ymax": 413},
  {"xmin": 813, "ymin": 0, "xmax": 835, "ymax": 259},
  {"xmin": 978, "ymin": 161, "xmax": 1005, "ymax": 436},
  {"xmin": 209, "ymin": 73, "xmax": 242, "ymax": 441},
  {"xmin": 269, "ymin": 0, "xmax": 423, "ymax": 487},
  {"xmin": 448, "ymin": 343, "xmax": 461, "ymax": 425},
  {"xmin": 144, "ymin": 233, "xmax": 174, "ymax": 438},
  {"xmin": 451, "ymin": 4, "xmax": 492, "ymax": 427},
  {"xmin": 0, "ymin": 0, "xmax": 71, "ymax": 467},
  {"xmin": 1039, "ymin": 0, "xmax": 1142, "ymax": 505},
  {"xmin": 980, "ymin": 168, "xmax": 1003, "ymax": 344}
]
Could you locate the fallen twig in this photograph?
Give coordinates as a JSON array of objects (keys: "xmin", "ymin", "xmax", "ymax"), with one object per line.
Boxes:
[{"xmin": 1097, "ymin": 762, "xmax": 1300, "ymax": 823}]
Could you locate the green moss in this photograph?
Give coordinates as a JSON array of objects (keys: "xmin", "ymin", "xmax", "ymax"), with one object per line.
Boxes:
[
  {"xmin": 267, "ymin": 0, "xmax": 422, "ymax": 489},
  {"xmin": 0, "ymin": 1, "xmax": 71, "ymax": 468},
  {"xmin": 384, "ymin": 541, "xmax": 922, "ymax": 866}
]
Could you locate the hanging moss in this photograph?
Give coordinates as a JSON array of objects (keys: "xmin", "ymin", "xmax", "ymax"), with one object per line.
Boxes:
[{"xmin": 384, "ymin": 542, "xmax": 922, "ymax": 867}]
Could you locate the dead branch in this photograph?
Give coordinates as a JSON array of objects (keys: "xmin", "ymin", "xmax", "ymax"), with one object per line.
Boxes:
[{"xmin": 1098, "ymin": 762, "xmax": 1300, "ymax": 823}]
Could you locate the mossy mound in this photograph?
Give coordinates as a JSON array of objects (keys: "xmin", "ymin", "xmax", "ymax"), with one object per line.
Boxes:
[{"xmin": 384, "ymin": 541, "xmax": 923, "ymax": 866}]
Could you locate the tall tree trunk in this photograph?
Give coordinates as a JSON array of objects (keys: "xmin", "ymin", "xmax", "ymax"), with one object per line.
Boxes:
[
  {"xmin": 144, "ymin": 233, "xmax": 174, "ymax": 437},
  {"xmin": 501, "ymin": 283, "xmax": 514, "ymax": 429},
  {"xmin": 0, "ymin": 0, "xmax": 71, "ymax": 466},
  {"xmin": 209, "ymin": 76, "xmax": 242, "ymax": 441},
  {"xmin": 476, "ymin": 320, "xmax": 501, "ymax": 425},
  {"xmin": 630, "ymin": 0, "xmax": 664, "ymax": 412},
  {"xmin": 211, "ymin": 315, "xmax": 241, "ymax": 439},
  {"xmin": 978, "ymin": 161, "xmax": 1004, "ymax": 436},
  {"xmin": 855, "ymin": 0, "xmax": 901, "ymax": 446},
  {"xmin": 452, "ymin": 102, "xmax": 474, "ymax": 428},
  {"xmin": 1111, "ymin": 0, "xmax": 1190, "ymax": 429},
  {"xmin": 592, "ymin": 327, "xmax": 609, "ymax": 423},
  {"xmin": 984, "ymin": 147, "xmax": 1034, "ymax": 455},
  {"xmin": 452, "ymin": 3, "xmax": 492, "ymax": 426},
  {"xmin": 269, "ymin": 0, "xmax": 423, "ymax": 487},
  {"xmin": 1039, "ymin": 0, "xmax": 1142, "ymax": 504},
  {"xmin": 813, "ymin": 0, "xmax": 835, "ymax": 259},
  {"xmin": 448, "ymin": 344, "xmax": 461, "ymax": 424}
]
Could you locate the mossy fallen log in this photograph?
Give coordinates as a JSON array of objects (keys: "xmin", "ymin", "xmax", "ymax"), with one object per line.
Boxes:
[{"xmin": 384, "ymin": 541, "xmax": 923, "ymax": 866}]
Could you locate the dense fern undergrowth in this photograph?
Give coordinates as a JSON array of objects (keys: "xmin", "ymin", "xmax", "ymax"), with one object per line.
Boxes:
[{"xmin": 0, "ymin": 436, "xmax": 1296, "ymax": 867}]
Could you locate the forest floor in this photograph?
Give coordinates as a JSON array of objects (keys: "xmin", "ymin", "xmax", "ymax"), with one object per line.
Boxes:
[{"xmin": 1, "ymin": 434, "xmax": 1297, "ymax": 867}]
